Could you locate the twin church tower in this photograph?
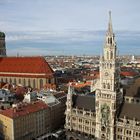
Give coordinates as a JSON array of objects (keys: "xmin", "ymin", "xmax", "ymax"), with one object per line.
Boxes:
[
  {"xmin": 65, "ymin": 11, "xmax": 123, "ymax": 140},
  {"xmin": 0, "ymin": 31, "xmax": 6, "ymax": 56}
]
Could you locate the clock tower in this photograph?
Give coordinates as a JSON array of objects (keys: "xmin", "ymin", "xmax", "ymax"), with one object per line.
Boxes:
[{"xmin": 95, "ymin": 11, "xmax": 123, "ymax": 140}]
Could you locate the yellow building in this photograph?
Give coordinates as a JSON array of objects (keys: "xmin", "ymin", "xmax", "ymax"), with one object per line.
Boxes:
[{"xmin": 0, "ymin": 101, "xmax": 49, "ymax": 140}]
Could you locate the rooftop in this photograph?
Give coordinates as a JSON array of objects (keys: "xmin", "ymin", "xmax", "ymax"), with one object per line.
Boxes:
[
  {"xmin": 0, "ymin": 57, "xmax": 54, "ymax": 78},
  {"xmin": 119, "ymin": 102, "xmax": 140, "ymax": 120},
  {"xmin": 72, "ymin": 94, "xmax": 95, "ymax": 112},
  {"xmin": 125, "ymin": 78, "xmax": 140, "ymax": 97},
  {"xmin": 0, "ymin": 101, "xmax": 48, "ymax": 119}
]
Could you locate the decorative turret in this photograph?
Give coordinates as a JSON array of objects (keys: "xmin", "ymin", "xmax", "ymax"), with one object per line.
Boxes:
[
  {"xmin": 65, "ymin": 83, "xmax": 74, "ymax": 130},
  {"xmin": 66, "ymin": 83, "xmax": 73, "ymax": 112}
]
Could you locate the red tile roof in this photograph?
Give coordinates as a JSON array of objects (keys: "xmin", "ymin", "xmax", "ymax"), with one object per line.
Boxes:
[
  {"xmin": 121, "ymin": 71, "xmax": 138, "ymax": 77},
  {"xmin": 0, "ymin": 101, "xmax": 48, "ymax": 119},
  {"xmin": 0, "ymin": 57, "xmax": 54, "ymax": 78}
]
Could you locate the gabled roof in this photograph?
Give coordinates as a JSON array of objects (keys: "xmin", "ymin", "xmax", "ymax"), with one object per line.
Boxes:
[
  {"xmin": 0, "ymin": 57, "xmax": 54, "ymax": 78},
  {"xmin": 72, "ymin": 94, "xmax": 95, "ymax": 112}
]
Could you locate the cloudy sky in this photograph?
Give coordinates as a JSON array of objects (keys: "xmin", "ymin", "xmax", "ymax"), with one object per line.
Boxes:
[{"xmin": 0, "ymin": 0, "xmax": 140, "ymax": 55}]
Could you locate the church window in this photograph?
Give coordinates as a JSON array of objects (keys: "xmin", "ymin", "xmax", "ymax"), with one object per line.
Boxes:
[
  {"xmin": 72, "ymin": 117, "xmax": 76, "ymax": 121},
  {"xmin": 40, "ymin": 79, "xmax": 43, "ymax": 89},
  {"xmin": 110, "ymin": 38, "xmax": 112, "ymax": 44},
  {"xmin": 23, "ymin": 79, "xmax": 26, "ymax": 86},
  {"xmin": 101, "ymin": 126, "xmax": 106, "ymax": 132},
  {"xmin": 79, "ymin": 119, "xmax": 82, "ymax": 123},
  {"xmin": 9, "ymin": 78, "xmax": 12, "ymax": 83},
  {"xmin": 107, "ymin": 83, "xmax": 110, "ymax": 89},
  {"xmin": 28, "ymin": 79, "xmax": 30, "ymax": 86},
  {"xmin": 33, "ymin": 79, "xmax": 36, "ymax": 88},
  {"xmin": 107, "ymin": 51, "xmax": 109, "ymax": 59},
  {"xmin": 136, "ymin": 99, "xmax": 139, "ymax": 103},
  {"xmin": 108, "ymin": 38, "xmax": 110, "ymax": 44},
  {"xmin": 1, "ymin": 78, "xmax": 3, "ymax": 82},
  {"xmin": 14, "ymin": 78, "xmax": 16, "ymax": 84},
  {"xmin": 85, "ymin": 120, "xmax": 89, "ymax": 125},
  {"xmin": 111, "ymin": 51, "xmax": 113, "ymax": 59},
  {"xmin": 110, "ymin": 63, "xmax": 112, "ymax": 68},
  {"xmin": 103, "ymin": 83, "xmax": 105, "ymax": 88}
]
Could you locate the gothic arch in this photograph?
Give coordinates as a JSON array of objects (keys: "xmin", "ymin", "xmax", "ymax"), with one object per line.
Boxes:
[
  {"xmin": 28, "ymin": 79, "xmax": 30, "ymax": 86},
  {"xmin": 107, "ymin": 83, "xmax": 110, "ymax": 89},
  {"xmin": 40, "ymin": 79, "xmax": 43, "ymax": 89},
  {"xmin": 9, "ymin": 78, "xmax": 12, "ymax": 84},
  {"xmin": 103, "ymin": 83, "xmax": 105, "ymax": 88},
  {"xmin": 108, "ymin": 38, "xmax": 110, "ymax": 44},
  {"xmin": 19, "ymin": 79, "xmax": 21, "ymax": 84},
  {"xmin": 111, "ymin": 51, "xmax": 113, "ymax": 59},
  {"xmin": 1, "ymin": 78, "xmax": 3, "ymax": 82},
  {"xmin": 14, "ymin": 78, "xmax": 16, "ymax": 84},
  {"xmin": 107, "ymin": 51, "xmax": 109, "ymax": 59},
  {"xmin": 110, "ymin": 38, "xmax": 112, "ymax": 44},
  {"xmin": 33, "ymin": 79, "xmax": 36, "ymax": 88}
]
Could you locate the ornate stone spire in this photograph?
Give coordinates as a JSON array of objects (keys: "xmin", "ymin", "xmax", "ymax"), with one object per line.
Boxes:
[{"xmin": 107, "ymin": 11, "xmax": 113, "ymax": 35}]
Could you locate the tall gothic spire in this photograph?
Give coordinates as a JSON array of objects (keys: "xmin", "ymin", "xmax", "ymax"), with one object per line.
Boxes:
[{"xmin": 107, "ymin": 11, "xmax": 113, "ymax": 35}]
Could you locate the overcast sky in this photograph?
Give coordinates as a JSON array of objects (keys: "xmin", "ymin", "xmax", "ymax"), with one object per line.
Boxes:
[{"xmin": 0, "ymin": 0, "xmax": 140, "ymax": 32}]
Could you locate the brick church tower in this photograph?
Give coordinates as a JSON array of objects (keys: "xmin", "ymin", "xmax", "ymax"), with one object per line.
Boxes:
[{"xmin": 0, "ymin": 31, "xmax": 6, "ymax": 57}]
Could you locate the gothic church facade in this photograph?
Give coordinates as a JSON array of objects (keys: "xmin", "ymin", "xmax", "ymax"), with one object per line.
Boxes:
[{"xmin": 65, "ymin": 12, "xmax": 140, "ymax": 140}]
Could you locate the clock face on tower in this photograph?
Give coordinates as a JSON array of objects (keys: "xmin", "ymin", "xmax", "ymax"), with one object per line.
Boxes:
[{"xmin": 104, "ymin": 72, "xmax": 109, "ymax": 77}]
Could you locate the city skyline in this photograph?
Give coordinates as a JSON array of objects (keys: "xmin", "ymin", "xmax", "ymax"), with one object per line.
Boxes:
[{"xmin": 0, "ymin": 0, "xmax": 140, "ymax": 55}]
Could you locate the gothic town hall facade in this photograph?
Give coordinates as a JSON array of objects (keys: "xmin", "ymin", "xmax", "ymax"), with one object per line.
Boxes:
[{"xmin": 65, "ymin": 12, "xmax": 140, "ymax": 140}]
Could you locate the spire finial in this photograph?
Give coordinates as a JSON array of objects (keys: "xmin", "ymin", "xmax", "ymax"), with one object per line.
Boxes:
[{"xmin": 108, "ymin": 10, "xmax": 113, "ymax": 34}]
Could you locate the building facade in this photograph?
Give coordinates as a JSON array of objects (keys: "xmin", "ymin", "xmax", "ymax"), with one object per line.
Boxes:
[
  {"xmin": 0, "ymin": 31, "xmax": 6, "ymax": 57},
  {"xmin": 65, "ymin": 12, "xmax": 140, "ymax": 140},
  {"xmin": 0, "ymin": 57, "xmax": 55, "ymax": 89},
  {"xmin": 0, "ymin": 101, "xmax": 50, "ymax": 140}
]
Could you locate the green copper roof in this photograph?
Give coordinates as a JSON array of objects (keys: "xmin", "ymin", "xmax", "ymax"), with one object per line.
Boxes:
[{"xmin": 0, "ymin": 32, "xmax": 5, "ymax": 37}]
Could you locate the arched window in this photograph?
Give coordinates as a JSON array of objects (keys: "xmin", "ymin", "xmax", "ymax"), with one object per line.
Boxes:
[
  {"xmin": 33, "ymin": 79, "xmax": 36, "ymax": 88},
  {"xmin": 23, "ymin": 79, "xmax": 26, "ymax": 86},
  {"xmin": 108, "ymin": 38, "xmax": 110, "ymax": 44},
  {"xmin": 103, "ymin": 83, "xmax": 105, "ymax": 88},
  {"xmin": 28, "ymin": 79, "xmax": 30, "ymax": 86},
  {"xmin": 107, "ymin": 83, "xmax": 110, "ymax": 89},
  {"xmin": 107, "ymin": 51, "xmax": 109, "ymax": 59},
  {"xmin": 110, "ymin": 38, "xmax": 112, "ymax": 44},
  {"xmin": 40, "ymin": 79, "xmax": 43, "ymax": 89},
  {"xmin": 111, "ymin": 51, "xmax": 113, "ymax": 59},
  {"xmin": 1, "ymin": 78, "xmax": 3, "ymax": 82},
  {"xmin": 19, "ymin": 79, "xmax": 21, "ymax": 84},
  {"xmin": 14, "ymin": 78, "xmax": 16, "ymax": 84},
  {"xmin": 10, "ymin": 78, "xmax": 12, "ymax": 84}
]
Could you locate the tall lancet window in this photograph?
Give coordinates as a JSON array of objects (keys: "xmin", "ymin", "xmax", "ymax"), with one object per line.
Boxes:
[
  {"xmin": 111, "ymin": 51, "xmax": 113, "ymax": 59},
  {"xmin": 107, "ymin": 51, "xmax": 109, "ymax": 59}
]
